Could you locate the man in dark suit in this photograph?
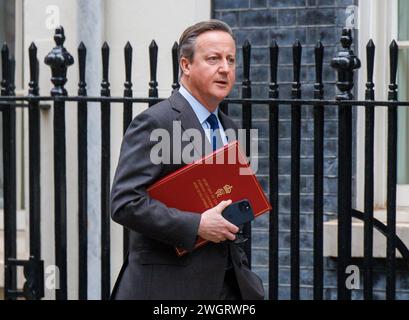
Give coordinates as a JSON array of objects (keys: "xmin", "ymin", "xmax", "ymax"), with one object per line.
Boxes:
[{"xmin": 110, "ymin": 20, "xmax": 264, "ymax": 300}]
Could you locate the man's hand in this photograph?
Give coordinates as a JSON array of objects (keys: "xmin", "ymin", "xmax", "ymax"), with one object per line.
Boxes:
[{"xmin": 197, "ymin": 199, "xmax": 239, "ymax": 243}]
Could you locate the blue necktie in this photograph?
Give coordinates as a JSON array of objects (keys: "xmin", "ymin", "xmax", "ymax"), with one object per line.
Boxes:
[{"xmin": 206, "ymin": 114, "xmax": 223, "ymax": 151}]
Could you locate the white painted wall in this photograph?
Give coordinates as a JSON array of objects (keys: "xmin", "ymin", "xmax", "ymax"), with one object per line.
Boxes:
[
  {"xmin": 356, "ymin": 0, "xmax": 397, "ymax": 211},
  {"xmin": 23, "ymin": 0, "xmax": 79, "ymax": 300}
]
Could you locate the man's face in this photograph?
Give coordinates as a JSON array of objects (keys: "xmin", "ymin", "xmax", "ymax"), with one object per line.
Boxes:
[{"xmin": 181, "ymin": 30, "xmax": 236, "ymax": 111}]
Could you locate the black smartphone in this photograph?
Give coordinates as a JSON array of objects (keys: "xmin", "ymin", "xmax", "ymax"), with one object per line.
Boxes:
[{"xmin": 222, "ymin": 199, "xmax": 254, "ymax": 227}]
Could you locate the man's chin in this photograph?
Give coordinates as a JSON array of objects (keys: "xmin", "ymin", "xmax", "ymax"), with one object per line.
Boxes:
[
  {"xmin": 213, "ymin": 94, "xmax": 229, "ymax": 104},
  {"xmin": 212, "ymin": 88, "xmax": 232, "ymax": 99}
]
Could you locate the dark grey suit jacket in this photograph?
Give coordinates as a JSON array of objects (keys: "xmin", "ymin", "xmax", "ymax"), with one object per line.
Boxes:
[{"xmin": 110, "ymin": 91, "xmax": 265, "ymax": 300}]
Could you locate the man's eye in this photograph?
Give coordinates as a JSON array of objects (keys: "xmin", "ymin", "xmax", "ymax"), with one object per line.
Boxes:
[
  {"xmin": 228, "ymin": 58, "xmax": 235, "ymax": 65},
  {"xmin": 208, "ymin": 56, "xmax": 219, "ymax": 62}
]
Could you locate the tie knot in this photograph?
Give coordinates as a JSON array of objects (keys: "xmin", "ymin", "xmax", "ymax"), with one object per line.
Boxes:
[{"xmin": 206, "ymin": 113, "xmax": 219, "ymax": 131}]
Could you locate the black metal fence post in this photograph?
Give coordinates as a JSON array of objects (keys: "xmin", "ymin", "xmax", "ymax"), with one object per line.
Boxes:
[
  {"xmin": 241, "ymin": 39, "xmax": 252, "ymax": 264},
  {"xmin": 171, "ymin": 42, "xmax": 180, "ymax": 93},
  {"xmin": 100, "ymin": 42, "xmax": 111, "ymax": 300},
  {"xmin": 122, "ymin": 41, "xmax": 133, "ymax": 260},
  {"xmin": 27, "ymin": 42, "xmax": 44, "ymax": 300},
  {"xmin": 149, "ymin": 40, "xmax": 158, "ymax": 107},
  {"xmin": 290, "ymin": 40, "xmax": 302, "ymax": 300},
  {"xmin": 44, "ymin": 26, "xmax": 74, "ymax": 300},
  {"xmin": 1, "ymin": 43, "xmax": 17, "ymax": 300},
  {"xmin": 268, "ymin": 40, "xmax": 279, "ymax": 300},
  {"xmin": 386, "ymin": 40, "xmax": 398, "ymax": 300},
  {"xmin": 123, "ymin": 41, "xmax": 133, "ymax": 130},
  {"xmin": 77, "ymin": 41, "xmax": 88, "ymax": 300},
  {"xmin": 313, "ymin": 41, "xmax": 324, "ymax": 300},
  {"xmin": 331, "ymin": 28, "xmax": 361, "ymax": 300},
  {"xmin": 364, "ymin": 39, "xmax": 375, "ymax": 300}
]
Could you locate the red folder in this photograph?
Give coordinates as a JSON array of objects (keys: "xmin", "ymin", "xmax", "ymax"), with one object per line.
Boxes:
[{"xmin": 147, "ymin": 140, "xmax": 272, "ymax": 256}]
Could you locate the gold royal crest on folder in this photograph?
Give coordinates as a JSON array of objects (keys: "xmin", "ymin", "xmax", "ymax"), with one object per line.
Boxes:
[{"xmin": 215, "ymin": 184, "xmax": 233, "ymax": 198}]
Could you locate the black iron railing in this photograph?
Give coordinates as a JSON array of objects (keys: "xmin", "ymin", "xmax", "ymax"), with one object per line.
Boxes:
[{"xmin": 1, "ymin": 26, "xmax": 408, "ymax": 300}]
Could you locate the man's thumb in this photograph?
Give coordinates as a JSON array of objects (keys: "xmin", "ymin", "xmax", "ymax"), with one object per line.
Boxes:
[{"xmin": 216, "ymin": 199, "xmax": 232, "ymax": 213}]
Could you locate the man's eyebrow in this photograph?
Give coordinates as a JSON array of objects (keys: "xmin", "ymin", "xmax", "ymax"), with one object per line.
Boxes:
[
  {"xmin": 204, "ymin": 50, "xmax": 235, "ymax": 56},
  {"xmin": 204, "ymin": 50, "xmax": 221, "ymax": 55}
]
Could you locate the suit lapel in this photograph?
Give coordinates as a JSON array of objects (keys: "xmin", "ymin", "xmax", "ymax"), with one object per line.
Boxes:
[
  {"xmin": 169, "ymin": 91, "xmax": 212, "ymax": 157},
  {"xmin": 217, "ymin": 109, "xmax": 237, "ymax": 136},
  {"xmin": 169, "ymin": 91, "xmax": 237, "ymax": 157},
  {"xmin": 218, "ymin": 108, "xmax": 240, "ymax": 146}
]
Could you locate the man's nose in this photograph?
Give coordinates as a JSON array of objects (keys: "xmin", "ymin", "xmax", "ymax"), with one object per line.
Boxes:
[{"xmin": 218, "ymin": 58, "xmax": 230, "ymax": 72}]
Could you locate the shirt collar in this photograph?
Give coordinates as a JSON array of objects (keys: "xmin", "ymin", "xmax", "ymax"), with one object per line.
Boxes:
[{"xmin": 178, "ymin": 84, "xmax": 219, "ymax": 125}]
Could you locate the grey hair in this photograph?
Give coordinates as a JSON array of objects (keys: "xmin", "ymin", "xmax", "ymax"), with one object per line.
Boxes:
[{"xmin": 178, "ymin": 19, "xmax": 235, "ymax": 77}]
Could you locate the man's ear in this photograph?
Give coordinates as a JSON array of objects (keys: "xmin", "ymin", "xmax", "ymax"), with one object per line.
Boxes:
[{"xmin": 180, "ymin": 56, "xmax": 190, "ymax": 76}]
